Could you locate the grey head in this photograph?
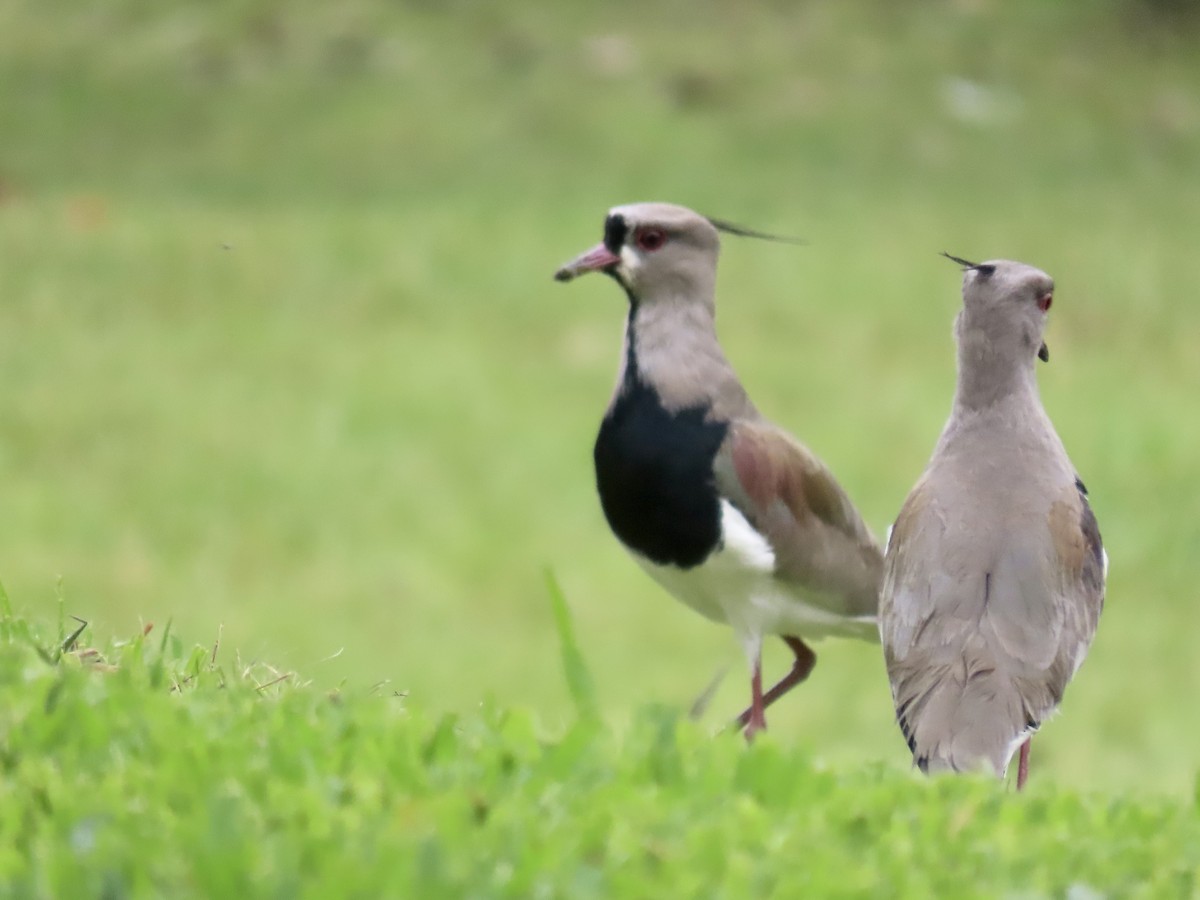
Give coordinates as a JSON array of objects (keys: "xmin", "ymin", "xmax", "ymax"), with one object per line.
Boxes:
[
  {"xmin": 943, "ymin": 255, "xmax": 1055, "ymax": 409},
  {"xmin": 555, "ymin": 203, "xmax": 723, "ymax": 308},
  {"xmin": 945, "ymin": 254, "xmax": 1054, "ymax": 362}
]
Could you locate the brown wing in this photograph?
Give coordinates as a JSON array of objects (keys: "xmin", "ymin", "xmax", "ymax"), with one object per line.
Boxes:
[
  {"xmin": 1040, "ymin": 478, "xmax": 1106, "ymax": 694},
  {"xmin": 712, "ymin": 419, "xmax": 883, "ymax": 617}
]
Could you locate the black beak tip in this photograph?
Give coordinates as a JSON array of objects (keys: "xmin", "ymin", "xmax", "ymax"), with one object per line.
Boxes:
[
  {"xmin": 553, "ymin": 268, "xmax": 572, "ymax": 282},
  {"xmin": 1038, "ymin": 342, "xmax": 1050, "ymax": 363}
]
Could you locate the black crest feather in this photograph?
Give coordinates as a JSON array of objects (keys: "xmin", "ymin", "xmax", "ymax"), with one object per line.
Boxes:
[
  {"xmin": 940, "ymin": 251, "xmax": 979, "ymax": 268},
  {"xmin": 706, "ymin": 217, "xmax": 804, "ymax": 245},
  {"xmin": 940, "ymin": 251, "xmax": 995, "ymax": 277}
]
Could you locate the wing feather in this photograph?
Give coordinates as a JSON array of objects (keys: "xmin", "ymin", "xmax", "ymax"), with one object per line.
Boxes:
[
  {"xmin": 713, "ymin": 420, "xmax": 883, "ymax": 617},
  {"xmin": 881, "ymin": 473, "xmax": 1106, "ymax": 772}
]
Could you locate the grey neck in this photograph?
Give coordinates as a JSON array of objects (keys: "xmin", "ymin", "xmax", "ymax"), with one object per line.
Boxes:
[
  {"xmin": 614, "ymin": 291, "xmax": 753, "ymax": 420},
  {"xmin": 952, "ymin": 312, "xmax": 1042, "ymax": 413},
  {"xmin": 953, "ymin": 343, "xmax": 1039, "ymax": 413}
]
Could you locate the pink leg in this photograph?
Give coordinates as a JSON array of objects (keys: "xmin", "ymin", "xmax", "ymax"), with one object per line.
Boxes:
[
  {"xmin": 735, "ymin": 636, "xmax": 817, "ymax": 732},
  {"xmin": 1016, "ymin": 739, "xmax": 1031, "ymax": 790},
  {"xmin": 743, "ymin": 652, "xmax": 767, "ymax": 741}
]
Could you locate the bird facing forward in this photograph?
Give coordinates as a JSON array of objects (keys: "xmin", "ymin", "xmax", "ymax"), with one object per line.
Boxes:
[
  {"xmin": 555, "ymin": 202, "xmax": 883, "ymax": 738},
  {"xmin": 880, "ymin": 256, "xmax": 1106, "ymax": 787}
]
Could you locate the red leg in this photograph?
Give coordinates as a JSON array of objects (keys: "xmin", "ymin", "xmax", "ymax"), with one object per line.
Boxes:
[
  {"xmin": 743, "ymin": 652, "xmax": 767, "ymax": 741},
  {"xmin": 1016, "ymin": 739, "xmax": 1031, "ymax": 790},
  {"xmin": 735, "ymin": 636, "xmax": 817, "ymax": 731}
]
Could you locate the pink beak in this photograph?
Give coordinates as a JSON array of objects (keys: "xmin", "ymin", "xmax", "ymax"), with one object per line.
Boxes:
[{"xmin": 554, "ymin": 243, "xmax": 621, "ymax": 282}]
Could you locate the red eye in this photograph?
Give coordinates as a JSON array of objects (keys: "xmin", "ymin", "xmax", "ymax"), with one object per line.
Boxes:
[
  {"xmin": 1037, "ymin": 291, "xmax": 1053, "ymax": 312},
  {"xmin": 636, "ymin": 227, "xmax": 667, "ymax": 252}
]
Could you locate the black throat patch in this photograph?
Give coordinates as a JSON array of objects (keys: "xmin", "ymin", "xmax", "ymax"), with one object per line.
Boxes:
[{"xmin": 592, "ymin": 302, "xmax": 727, "ymax": 568}]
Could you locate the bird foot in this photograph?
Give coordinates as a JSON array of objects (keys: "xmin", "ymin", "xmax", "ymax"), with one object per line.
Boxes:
[
  {"xmin": 743, "ymin": 715, "xmax": 767, "ymax": 743},
  {"xmin": 731, "ymin": 636, "xmax": 816, "ymax": 732}
]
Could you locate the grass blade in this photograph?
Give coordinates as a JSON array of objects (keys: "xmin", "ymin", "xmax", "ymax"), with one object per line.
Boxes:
[{"xmin": 544, "ymin": 569, "xmax": 598, "ymax": 722}]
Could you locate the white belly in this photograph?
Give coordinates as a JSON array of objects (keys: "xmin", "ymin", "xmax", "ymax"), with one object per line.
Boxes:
[{"xmin": 629, "ymin": 500, "xmax": 877, "ymax": 645}]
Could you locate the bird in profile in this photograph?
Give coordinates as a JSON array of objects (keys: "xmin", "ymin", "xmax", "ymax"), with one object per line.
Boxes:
[
  {"xmin": 554, "ymin": 202, "xmax": 883, "ymax": 738},
  {"xmin": 880, "ymin": 255, "xmax": 1106, "ymax": 787}
]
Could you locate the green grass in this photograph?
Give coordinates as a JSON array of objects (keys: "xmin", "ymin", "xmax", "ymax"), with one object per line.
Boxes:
[
  {"xmin": 2, "ymin": 602, "xmax": 1199, "ymax": 897},
  {"xmin": 1, "ymin": 0, "xmax": 1199, "ymax": 860}
]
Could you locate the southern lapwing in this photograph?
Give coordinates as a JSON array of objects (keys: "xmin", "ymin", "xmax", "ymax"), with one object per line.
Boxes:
[
  {"xmin": 554, "ymin": 202, "xmax": 884, "ymax": 739},
  {"xmin": 880, "ymin": 256, "xmax": 1106, "ymax": 788}
]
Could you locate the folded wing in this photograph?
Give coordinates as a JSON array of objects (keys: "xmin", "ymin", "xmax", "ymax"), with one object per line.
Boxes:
[{"xmin": 713, "ymin": 419, "xmax": 883, "ymax": 618}]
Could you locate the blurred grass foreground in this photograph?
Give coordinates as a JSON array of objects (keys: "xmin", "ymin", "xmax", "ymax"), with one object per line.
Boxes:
[
  {"xmin": 1, "ymin": 0, "xmax": 1199, "ymax": 799},
  {"xmin": 0, "ymin": 602, "xmax": 1195, "ymax": 897},
  {"xmin": 2, "ymin": 598, "xmax": 1200, "ymax": 896}
]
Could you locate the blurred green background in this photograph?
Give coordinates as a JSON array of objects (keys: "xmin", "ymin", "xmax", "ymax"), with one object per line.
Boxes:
[{"xmin": 2, "ymin": 0, "xmax": 1198, "ymax": 793}]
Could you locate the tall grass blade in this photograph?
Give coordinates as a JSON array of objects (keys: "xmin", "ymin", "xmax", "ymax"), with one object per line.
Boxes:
[{"xmin": 544, "ymin": 568, "xmax": 598, "ymax": 722}]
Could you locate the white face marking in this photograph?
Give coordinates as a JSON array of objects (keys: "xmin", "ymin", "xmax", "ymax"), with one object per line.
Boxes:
[
  {"xmin": 718, "ymin": 500, "xmax": 776, "ymax": 573},
  {"xmin": 1101, "ymin": 547, "xmax": 1109, "ymax": 580},
  {"xmin": 618, "ymin": 243, "xmax": 643, "ymax": 281}
]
